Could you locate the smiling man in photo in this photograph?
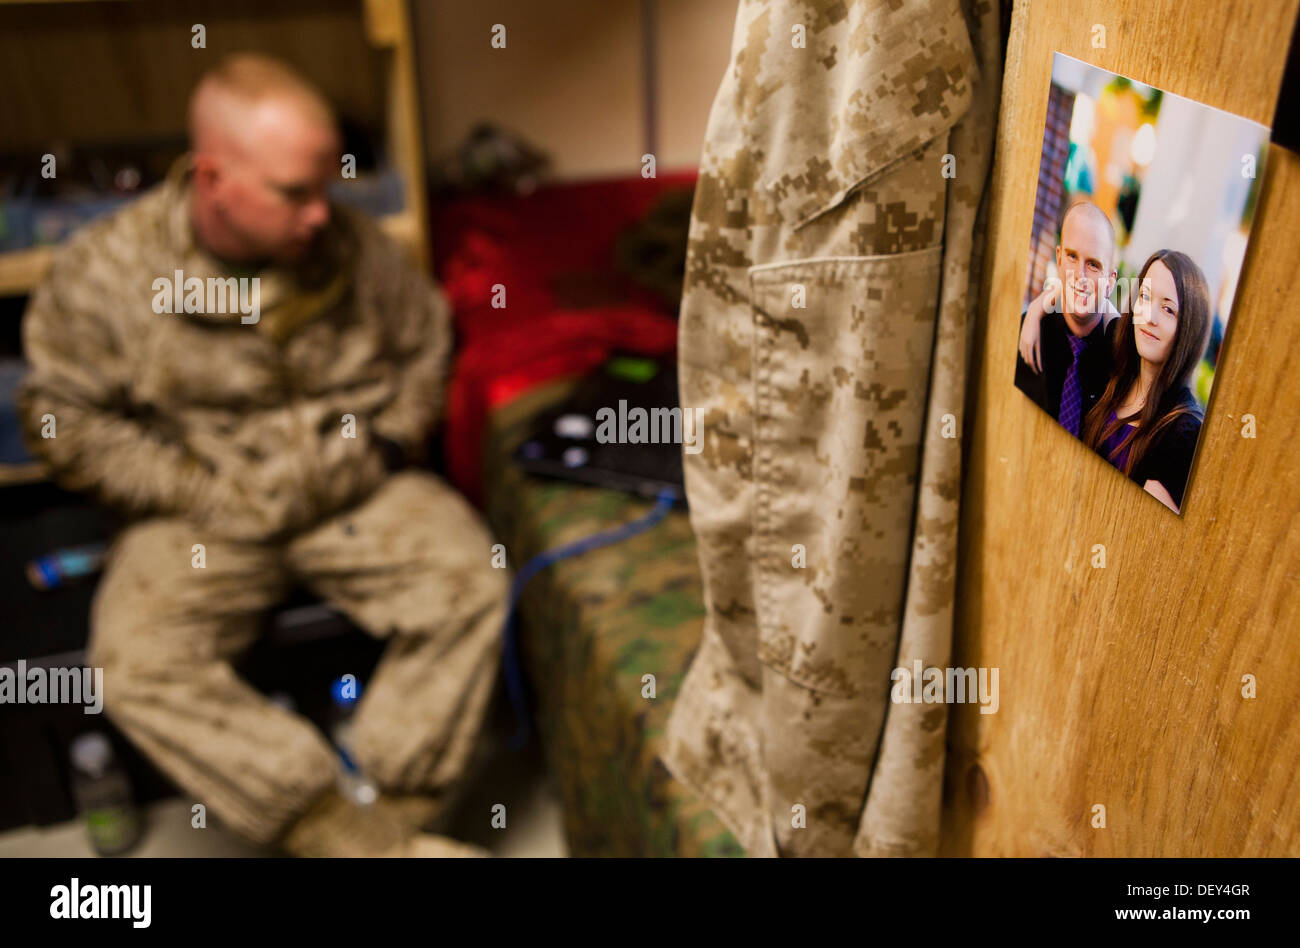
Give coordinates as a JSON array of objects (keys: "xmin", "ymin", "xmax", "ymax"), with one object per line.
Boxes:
[{"xmin": 1015, "ymin": 199, "xmax": 1120, "ymax": 435}]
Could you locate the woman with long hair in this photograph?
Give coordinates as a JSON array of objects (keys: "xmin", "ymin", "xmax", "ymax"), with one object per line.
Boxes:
[{"xmin": 1080, "ymin": 249, "xmax": 1211, "ymax": 513}]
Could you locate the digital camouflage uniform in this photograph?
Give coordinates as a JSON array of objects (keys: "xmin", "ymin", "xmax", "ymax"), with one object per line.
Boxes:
[
  {"xmin": 20, "ymin": 161, "xmax": 508, "ymax": 846},
  {"xmin": 662, "ymin": 0, "xmax": 1001, "ymax": 856}
]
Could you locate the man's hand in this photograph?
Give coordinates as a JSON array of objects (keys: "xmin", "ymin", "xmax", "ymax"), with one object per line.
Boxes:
[
  {"xmin": 181, "ymin": 415, "xmax": 397, "ymax": 543},
  {"xmin": 186, "ymin": 456, "xmax": 296, "ymax": 543}
]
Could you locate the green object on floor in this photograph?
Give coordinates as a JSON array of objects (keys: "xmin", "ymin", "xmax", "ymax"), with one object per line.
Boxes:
[
  {"xmin": 486, "ymin": 379, "xmax": 744, "ymax": 858},
  {"xmin": 604, "ymin": 355, "xmax": 659, "ymax": 384}
]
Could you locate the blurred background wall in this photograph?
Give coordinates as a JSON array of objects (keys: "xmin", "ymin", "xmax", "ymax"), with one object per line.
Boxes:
[{"xmin": 412, "ymin": 0, "xmax": 737, "ymax": 180}]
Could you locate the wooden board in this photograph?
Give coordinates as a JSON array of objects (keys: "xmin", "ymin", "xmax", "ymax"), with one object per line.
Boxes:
[{"xmin": 943, "ymin": 0, "xmax": 1300, "ymax": 856}]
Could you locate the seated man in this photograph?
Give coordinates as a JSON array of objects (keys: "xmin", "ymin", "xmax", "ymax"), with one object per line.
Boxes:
[
  {"xmin": 19, "ymin": 54, "xmax": 506, "ymax": 857},
  {"xmin": 1015, "ymin": 199, "xmax": 1120, "ymax": 435}
]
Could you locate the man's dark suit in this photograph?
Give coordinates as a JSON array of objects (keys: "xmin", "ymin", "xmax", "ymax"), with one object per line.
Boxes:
[{"xmin": 1014, "ymin": 308, "xmax": 1116, "ymax": 428}]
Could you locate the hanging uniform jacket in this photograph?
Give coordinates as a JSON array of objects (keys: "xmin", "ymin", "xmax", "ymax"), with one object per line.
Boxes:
[{"xmin": 662, "ymin": 0, "xmax": 1003, "ymax": 856}]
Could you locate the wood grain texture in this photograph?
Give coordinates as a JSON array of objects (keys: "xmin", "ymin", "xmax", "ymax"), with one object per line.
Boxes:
[{"xmin": 944, "ymin": 0, "xmax": 1300, "ymax": 856}]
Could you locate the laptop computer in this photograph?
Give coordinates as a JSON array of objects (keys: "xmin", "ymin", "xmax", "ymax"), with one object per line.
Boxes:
[{"xmin": 512, "ymin": 354, "xmax": 688, "ymax": 501}]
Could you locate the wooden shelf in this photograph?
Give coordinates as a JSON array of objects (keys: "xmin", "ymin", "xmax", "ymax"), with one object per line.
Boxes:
[
  {"xmin": 0, "ymin": 462, "xmax": 47, "ymax": 487},
  {"xmin": 0, "ymin": 246, "xmax": 54, "ymax": 298}
]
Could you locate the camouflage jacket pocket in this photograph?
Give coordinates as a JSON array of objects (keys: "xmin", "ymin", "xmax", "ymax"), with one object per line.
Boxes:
[{"xmin": 747, "ymin": 247, "xmax": 942, "ymax": 697}]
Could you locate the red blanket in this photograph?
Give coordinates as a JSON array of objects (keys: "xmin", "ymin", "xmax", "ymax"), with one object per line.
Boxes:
[{"xmin": 432, "ymin": 173, "xmax": 695, "ymax": 504}]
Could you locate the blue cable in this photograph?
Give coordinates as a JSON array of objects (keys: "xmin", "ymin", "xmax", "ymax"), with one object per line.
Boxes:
[{"xmin": 502, "ymin": 485, "xmax": 680, "ymax": 749}]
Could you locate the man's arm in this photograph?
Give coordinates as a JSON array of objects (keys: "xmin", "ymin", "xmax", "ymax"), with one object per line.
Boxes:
[
  {"xmin": 1014, "ymin": 303, "xmax": 1049, "ymax": 413},
  {"xmin": 1017, "ymin": 288, "xmax": 1049, "ymax": 373},
  {"xmin": 367, "ymin": 243, "xmax": 454, "ymax": 466},
  {"xmin": 19, "ymin": 242, "xmax": 214, "ymax": 517}
]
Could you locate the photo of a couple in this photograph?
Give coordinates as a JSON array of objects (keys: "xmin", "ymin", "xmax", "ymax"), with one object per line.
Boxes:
[{"xmin": 1014, "ymin": 54, "xmax": 1270, "ymax": 515}]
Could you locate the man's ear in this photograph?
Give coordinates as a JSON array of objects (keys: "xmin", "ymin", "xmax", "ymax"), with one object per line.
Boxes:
[
  {"xmin": 191, "ymin": 153, "xmax": 220, "ymax": 192},
  {"xmin": 1055, "ymin": 244, "xmax": 1063, "ymax": 271}
]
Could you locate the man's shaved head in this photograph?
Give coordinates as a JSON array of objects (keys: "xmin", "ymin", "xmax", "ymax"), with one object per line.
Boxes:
[
  {"xmin": 1060, "ymin": 200, "xmax": 1116, "ymax": 268},
  {"xmin": 187, "ymin": 54, "xmax": 340, "ymax": 266},
  {"xmin": 189, "ymin": 53, "xmax": 336, "ymax": 155},
  {"xmin": 1055, "ymin": 199, "xmax": 1118, "ymax": 332}
]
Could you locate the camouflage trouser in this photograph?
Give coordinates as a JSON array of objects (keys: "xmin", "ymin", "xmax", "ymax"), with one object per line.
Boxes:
[
  {"xmin": 87, "ymin": 471, "xmax": 508, "ymax": 845},
  {"xmin": 661, "ymin": 0, "xmax": 999, "ymax": 856}
]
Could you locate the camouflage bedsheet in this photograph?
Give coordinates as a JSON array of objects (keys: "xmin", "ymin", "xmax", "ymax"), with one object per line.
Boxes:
[{"xmin": 482, "ymin": 378, "xmax": 743, "ymax": 857}]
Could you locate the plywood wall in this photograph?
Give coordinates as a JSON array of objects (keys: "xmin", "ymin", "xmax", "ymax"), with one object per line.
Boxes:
[
  {"xmin": 410, "ymin": 0, "xmax": 735, "ymax": 180},
  {"xmin": 944, "ymin": 0, "xmax": 1300, "ymax": 856}
]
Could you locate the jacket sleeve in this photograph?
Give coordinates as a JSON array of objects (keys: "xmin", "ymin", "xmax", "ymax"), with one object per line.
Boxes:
[
  {"xmin": 368, "ymin": 240, "xmax": 454, "ymax": 461},
  {"xmin": 18, "ymin": 241, "xmax": 213, "ymax": 517}
]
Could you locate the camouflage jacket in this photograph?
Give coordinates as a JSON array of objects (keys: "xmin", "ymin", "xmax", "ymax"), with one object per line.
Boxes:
[
  {"xmin": 20, "ymin": 162, "xmax": 451, "ymax": 543},
  {"xmin": 662, "ymin": 0, "xmax": 1002, "ymax": 856}
]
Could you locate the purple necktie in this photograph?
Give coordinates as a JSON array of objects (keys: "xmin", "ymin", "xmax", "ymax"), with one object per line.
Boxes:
[{"xmin": 1058, "ymin": 334, "xmax": 1086, "ymax": 436}]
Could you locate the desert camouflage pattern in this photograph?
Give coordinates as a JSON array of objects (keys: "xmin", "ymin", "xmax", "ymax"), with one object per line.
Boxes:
[
  {"xmin": 20, "ymin": 165, "xmax": 507, "ymax": 846},
  {"xmin": 21, "ymin": 158, "xmax": 450, "ymax": 544},
  {"xmin": 88, "ymin": 473, "xmax": 506, "ymax": 845},
  {"xmin": 662, "ymin": 0, "xmax": 1002, "ymax": 856}
]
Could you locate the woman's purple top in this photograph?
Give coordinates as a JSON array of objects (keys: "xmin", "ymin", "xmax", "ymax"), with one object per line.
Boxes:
[{"xmin": 1101, "ymin": 412, "xmax": 1135, "ymax": 472}]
